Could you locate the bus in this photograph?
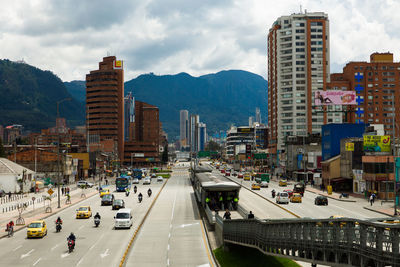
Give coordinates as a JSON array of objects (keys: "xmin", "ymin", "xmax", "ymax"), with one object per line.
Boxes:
[
  {"xmin": 132, "ymin": 169, "xmax": 143, "ymax": 179},
  {"xmin": 116, "ymin": 175, "xmax": 131, "ymax": 192}
]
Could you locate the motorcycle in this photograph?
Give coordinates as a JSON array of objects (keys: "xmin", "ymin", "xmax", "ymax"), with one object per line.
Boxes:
[
  {"xmin": 271, "ymin": 190, "xmax": 276, "ymax": 198},
  {"xmin": 67, "ymin": 239, "xmax": 75, "ymax": 253},
  {"xmin": 56, "ymin": 222, "xmax": 62, "ymax": 232},
  {"xmin": 138, "ymin": 194, "xmax": 143, "ymax": 203},
  {"xmin": 147, "ymin": 190, "xmax": 152, "ymax": 197},
  {"xmin": 133, "ymin": 186, "xmax": 137, "ymax": 194},
  {"xmin": 94, "ymin": 218, "xmax": 100, "ymax": 227},
  {"xmin": 125, "ymin": 190, "xmax": 130, "ymax": 197}
]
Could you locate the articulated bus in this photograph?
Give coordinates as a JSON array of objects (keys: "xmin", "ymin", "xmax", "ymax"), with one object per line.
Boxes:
[{"xmin": 116, "ymin": 175, "xmax": 131, "ymax": 192}]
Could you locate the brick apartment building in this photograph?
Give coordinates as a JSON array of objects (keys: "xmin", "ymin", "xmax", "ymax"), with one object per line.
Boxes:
[
  {"xmin": 86, "ymin": 56, "xmax": 125, "ymax": 161},
  {"xmin": 328, "ymin": 52, "xmax": 400, "ymax": 136},
  {"xmin": 124, "ymin": 101, "xmax": 160, "ymax": 166}
]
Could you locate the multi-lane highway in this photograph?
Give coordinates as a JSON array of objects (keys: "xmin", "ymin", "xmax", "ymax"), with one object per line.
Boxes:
[{"xmin": 0, "ymin": 181, "xmax": 164, "ymax": 267}]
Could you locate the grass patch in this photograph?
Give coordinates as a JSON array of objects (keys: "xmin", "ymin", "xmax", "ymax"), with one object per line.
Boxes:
[
  {"xmin": 158, "ymin": 173, "xmax": 171, "ymax": 178},
  {"xmin": 214, "ymin": 245, "xmax": 301, "ymax": 267}
]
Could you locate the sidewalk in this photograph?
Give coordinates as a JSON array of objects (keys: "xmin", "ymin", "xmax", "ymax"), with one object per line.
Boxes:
[
  {"xmin": 0, "ymin": 185, "xmax": 99, "ymax": 239},
  {"xmin": 305, "ymin": 186, "xmax": 359, "ymax": 202},
  {"xmin": 363, "ymin": 202, "xmax": 400, "ymax": 218}
]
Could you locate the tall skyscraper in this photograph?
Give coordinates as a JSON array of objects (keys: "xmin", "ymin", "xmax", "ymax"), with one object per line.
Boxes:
[
  {"xmin": 249, "ymin": 116, "xmax": 254, "ymax": 127},
  {"xmin": 180, "ymin": 110, "xmax": 189, "ymax": 148},
  {"xmin": 124, "ymin": 92, "xmax": 135, "ymax": 141},
  {"xmin": 190, "ymin": 114, "xmax": 199, "ymax": 152},
  {"xmin": 268, "ymin": 12, "xmax": 330, "ymax": 154},
  {"xmin": 198, "ymin": 122, "xmax": 207, "ymax": 151},
  {"xmin": 86, "ymin": 56, "xmax": 124, "ymax": 161},
  {"xmin": 255, "ymin": 107, "xmax": 261, "ymax": 123}
]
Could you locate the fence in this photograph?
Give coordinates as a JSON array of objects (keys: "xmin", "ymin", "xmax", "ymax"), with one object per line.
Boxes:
[
  {"xmin": 221, "ymin": 217, "xmax": 400, "ymax": 267},
  {"xmin": 2, "ymin": 193, "xmax": 58, "ymax": 213}
]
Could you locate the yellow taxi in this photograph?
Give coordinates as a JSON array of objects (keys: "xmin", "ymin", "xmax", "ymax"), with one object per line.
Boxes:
[
  {"xmin": 251, "ymin": 183, "xmax": 261, "ymax": 190},
  {"xmin": 27, "ymin": 220, "xmax": 47, "ymax": 238},
  {"xmin": 76, "ymin": 206, "xmax": 92, "ymax": 219},
  {"xmin": 279, "ymin": 179, "xmax": 287, "ymax": 187},
  {"xmin": 290, "ymin": 193, "xmax": 302, "ymax": 203},
  {"xmin": 244, "ymin": 173, "xmax": 251, "ymax": 181},
  {"xmin": 100, "ymin": 188, "xmax": 110, "ymax": 197}
]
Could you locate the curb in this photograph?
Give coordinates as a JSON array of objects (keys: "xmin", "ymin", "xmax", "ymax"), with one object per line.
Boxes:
[
  {"xmin": 305, "ymin": 189, "xmax": 357, "ymax": 202},
  {"xmin": 119, "ymin": 179, "xmax": 169, "ymax": 267},
  {"xmin": 363, "ymin": 206, "xmax": 398, "ymax": 218},
  {"xmin": 0, "ymin": 190, "xmax": 98, "ymax": 240}
]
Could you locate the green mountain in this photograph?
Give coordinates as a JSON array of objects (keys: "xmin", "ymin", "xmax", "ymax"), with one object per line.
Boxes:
[
  {"xmin": 65, "ymin": 70, "xmax": 267, "ymax": 141},
  {"xmin": 0, "ymin": 59, "xmax": 84, "ymax": 132}
]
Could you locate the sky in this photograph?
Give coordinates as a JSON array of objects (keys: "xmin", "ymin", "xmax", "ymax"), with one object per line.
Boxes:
[{"xmin": 0, "ymin": 0, "xmax": 399, "ymax": 82}]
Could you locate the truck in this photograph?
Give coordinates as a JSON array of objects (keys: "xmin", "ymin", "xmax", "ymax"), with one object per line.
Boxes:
[
  {"xmin": 293, "ymin": 183, "xmax": 305, "ymax": 196},
  {"xmin": 255, "ymin": 173, "xmax": 270, "ymax": 183}
]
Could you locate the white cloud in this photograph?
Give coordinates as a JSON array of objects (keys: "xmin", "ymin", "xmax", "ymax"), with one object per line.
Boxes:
[{"xmin": 0, "ymin": 0, "xmax": 399, "ymax": 81}]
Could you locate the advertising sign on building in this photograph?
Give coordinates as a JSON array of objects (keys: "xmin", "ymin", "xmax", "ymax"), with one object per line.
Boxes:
[
  {"xmin": 345, "ymin": 142, "xmax": 354, "ymax": 151},
  {"xmin": 133, "ymin": 153, "xmax": 145, "ymax": 158},
  {"xmin": 237, "ymin": 128, "xmax": 254, "ymax": 133},
  {"xmin": 113, "ymin": 60, "xmax": 123, "ymax": 69},
  {"xmin": 314, "ymin": 90, "xmax": 356, "ymax": 105},
  {"xmin": 363, "ymin": 135, "xmax": 391, "ymax": 152}
]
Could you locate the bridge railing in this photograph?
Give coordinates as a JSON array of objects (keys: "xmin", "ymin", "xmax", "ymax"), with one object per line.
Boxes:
[{"xmin": 222, "ymin": 217, "xmax": 400, "ymax": 267}]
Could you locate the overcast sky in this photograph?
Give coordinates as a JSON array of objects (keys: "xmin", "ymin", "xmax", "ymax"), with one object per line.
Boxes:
[{"xmin": 1, "ymin": 0, "xmax": 399, "ymax": 82}]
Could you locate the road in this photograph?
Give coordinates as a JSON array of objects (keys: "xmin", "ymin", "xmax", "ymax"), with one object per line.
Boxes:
[
  {"xmin": 216, "ymin": 168, "xmax": 384, "ymax": 220},
  {"xmin": 125, "ymin": 167, "xmax": 215, "ymax": 266},
  {"xmin": 0, "ymin": 181, "xmax": 164, "ymax": 267}
]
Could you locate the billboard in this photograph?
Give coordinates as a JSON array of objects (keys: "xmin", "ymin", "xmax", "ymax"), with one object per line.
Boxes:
[
  {"xmin": 345, "ymin": 142, "xmax": 354, "ymax": 151},
  {"xmin": 363, "ymin": 135, "xmax": 391, "ymax": 152},
  {"xmin": 113, "ymin": 60, "xmax": 123, "ymax": 69},
  {"xmin": 314, "ymin": 90, "xmax": 356, "ymax": 105},
  {"xmin": 237, "ymin": 127, "xmax": 254, "ymax": 133}
]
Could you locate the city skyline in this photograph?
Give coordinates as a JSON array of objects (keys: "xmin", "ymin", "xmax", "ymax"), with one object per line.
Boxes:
[{"xmin": 0, "ymin": 1, "xmax": 399, "ymax": 81}]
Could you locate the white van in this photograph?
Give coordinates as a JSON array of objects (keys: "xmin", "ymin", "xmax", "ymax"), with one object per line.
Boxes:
[{"xmin": 114, "ymin": 208, "xmax": 133, "ymax": 229}]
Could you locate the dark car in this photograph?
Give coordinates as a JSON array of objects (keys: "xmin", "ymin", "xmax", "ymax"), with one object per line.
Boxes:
[
  {"xmin": 112, "ymin": 199, "xmax": 125, "ymax": 210},
  {"xmin": 315, "ymin": 195, "xmax": 328, "ymax": 206},
  {"xmin": 101, "ymin": 194, "xmax": 114, "ymax": 206}
]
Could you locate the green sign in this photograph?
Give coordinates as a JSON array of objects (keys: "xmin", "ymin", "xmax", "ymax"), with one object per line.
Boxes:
[
  {"xmin": 197, "ymin": 151, "xmax": 218, "ymax": 158},
  {"xmin": 254, "ymin": 153, "xmax": 267, "ymax": 159}
]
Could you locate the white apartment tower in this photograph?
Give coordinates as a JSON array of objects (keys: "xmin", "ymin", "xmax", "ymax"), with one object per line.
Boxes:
[{"xmin": 268, "ymin": 11, "xmax": 332, "ymax": 154}]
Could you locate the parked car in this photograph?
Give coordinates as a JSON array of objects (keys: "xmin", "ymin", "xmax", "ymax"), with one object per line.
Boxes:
[
  {"xmin": 260, "ymin": 181, "xmax": 269, "ymax": 188},
  {"xmin": 112, "ymin": 199, "xmax": 125, "ymax": 210},
  {"xmin": 157, "ymin": 176, "xmax": 163, "ymax": 182},
  {"xmin": 276, "ymin": 192, "xmax": 289, "ymax": 204},
  {"xmin": 315, "ymin": 195, "xmax": 328, "ymax": 206},
  {"xmin": 77, "ymin": 180, "xmax": 94, "ymax": 188}
]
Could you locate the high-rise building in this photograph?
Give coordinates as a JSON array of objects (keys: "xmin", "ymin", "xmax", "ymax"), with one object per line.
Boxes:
[
  {"xmin": 268, "ymin": 12, "xmax": 330, "ymax": 154},
  {"xmin": 249, "ymin": 116, "xmax": 254, "ymax": 127},
  {"xmin": 198, "ymin": 122, "xmax": 207, "ymax": 151},
  {"xmin": 331, "ymin": 52, "xmax": 400, "ymax": 136},
  {"xmin": 180, "ymin": 110, "xmax": 189, "ymax": 148},
  {"xmin": 190, "ymin": 114, "xmax": 199, "ymax": 151},
  {"xmin": 255, "ymin": 107, "xmax": 261, "ymax": 123},
  {"xmin": 86, "ymin": 56, "xmax": 124, "ymax": 161},
  {"xmin": 124, "ymin": 92, "xmax": 135, "ymax": 141}
]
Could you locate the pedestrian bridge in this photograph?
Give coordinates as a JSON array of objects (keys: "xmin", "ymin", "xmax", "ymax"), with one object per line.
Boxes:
[{"xmin": 216, "ymin": 216, "xmax": 400, "ymax": 267}]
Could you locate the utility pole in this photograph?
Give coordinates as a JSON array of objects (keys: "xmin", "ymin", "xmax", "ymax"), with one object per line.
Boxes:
[
  {"xmin": 57, "ymin": 134, "xmax": 61, "ymax": 208},
  {"xmin": 392, "ymin": 93, "xmax": 398, "ymax": 215}
]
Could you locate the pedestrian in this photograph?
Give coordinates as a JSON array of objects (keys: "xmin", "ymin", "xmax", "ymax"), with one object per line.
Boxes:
[
  {"xmin": 61, "ymin": 187, "xmax": 65, "ymax": 195},
  {"xmin": 372, "ymin": 193, "xmax": 376, "ymax": 203},
  {"xmin": 106, "ymin": 179, "xmax": 108, "ymax": 185},
  {"xmin": 369, "ymin": 194, "xmax": 374, "ymax": 206},
  {"xmin": 248, "ymin": 211, "xmax": 255, "ymax": 219},
  {"xmin": 67, "ymin": 187, "xmax": 70, "ymax": 194},
  {"xmin": 8, "ymin": 192, "xmax": 11, "ymax": 200},
  {"xmin": 223, "ymin": 209, "xmax": 231, "ymax": 220}
]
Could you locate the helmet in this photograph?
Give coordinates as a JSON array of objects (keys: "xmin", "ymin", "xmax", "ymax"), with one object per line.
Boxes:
[{"xmin": 70, "ymin": 232, "xmax": 74, "ymax": 236}]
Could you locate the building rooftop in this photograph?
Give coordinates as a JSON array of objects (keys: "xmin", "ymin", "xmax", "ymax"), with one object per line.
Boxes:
[{"xmin": 0, "ymin": 158, "xmax": 34, "ymax": 175}]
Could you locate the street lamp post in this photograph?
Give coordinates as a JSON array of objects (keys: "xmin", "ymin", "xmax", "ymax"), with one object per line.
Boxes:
[{"xmin": 57, "ymin": 135, "xmax": 61, "ymax": 208}]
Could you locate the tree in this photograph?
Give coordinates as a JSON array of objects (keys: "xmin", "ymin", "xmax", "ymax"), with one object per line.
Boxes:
[
  {"xmin": 205, "ymin": 140, "xmax": 221, "ymax": 152},
  {"xmin": 161, "ymin": 144, "xmax": 168, "ymax": 164},
  {"xmin": 0, "ymin": 137, "xmax": 5, "ymax": 157}
]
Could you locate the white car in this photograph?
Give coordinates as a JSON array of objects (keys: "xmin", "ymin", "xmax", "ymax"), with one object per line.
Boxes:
[
  {"xmin": 276, "ymin": 192, "xmax": 289, "ymax": 204},
  {"xmin": 260, "ymin": 181, "xmax": 269, "ymax": 188},
  {"xmin": 157, "ymin": 176, "xmax": 163, "ymax": 182},
  {"xmin": 77, "ymin": 181, "xmax": 94, "ymax": 188},
  {"xmin": 114, "ymin": 208, "xmax": 133, "ymax": 229},
  {"xmin": 143, "ymin": 177, "xmax": 151, "ymax": 185},
  {"xmin": 132, "ymin": 178, "xmax": 139, "ymax": 184},
  {"xmin": 151, "ymin": 173, "xmax": 157, "ymax": 178}
]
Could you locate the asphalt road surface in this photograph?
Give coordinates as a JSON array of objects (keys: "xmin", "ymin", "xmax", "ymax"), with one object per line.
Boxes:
[{"xmin": 0, "ymin": 181, "xmax": 164, "ymax": 267}]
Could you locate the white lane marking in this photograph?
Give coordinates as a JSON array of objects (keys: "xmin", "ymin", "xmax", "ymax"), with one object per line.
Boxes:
[
  {"xmin": 51, "ymin": 244, "xmax": 59, "ymax": 251},
  {"xmin": 167, "ymin": 259, "xmax": 170, "ymax": 266},
  {"xmin": 89, "ymin": 233, "xmax": 104, "ymax": 250},
  {"xmin": 167, "ymin": 244, "xmax": 170, "ymax": 250},
  {"xmin": 166, "ymin": 180, "xmax": 178, "ymax": 266},
  {"xmin": 100, "ymin": 248, "xmax": 109, "ymax": 258},
  {"xmin": 13, "ymin": 245, "xmax": 22, "ymax": 251},
  {"xmin": 33, "ymin": 258, "xmax": 41, "ymax": 266},
  {"xmin": 61, "ymin": 252, "xmax": 70, "ymax": 258},
  {"xmin": 178, "ymin": 223, "xmax": 199, "ymax": 228},
  {"xmin": 21, "ymin": 249, "xmax": 34, "ymax": 259},
  {"xmin": 76, "ymin": 257, "xmax": 84, "ymax": 266}
]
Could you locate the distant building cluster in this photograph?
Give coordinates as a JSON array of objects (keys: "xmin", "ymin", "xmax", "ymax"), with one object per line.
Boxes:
[{"xmin": 179, "ymin": 110, "xmax": 207, "ymax": 152}]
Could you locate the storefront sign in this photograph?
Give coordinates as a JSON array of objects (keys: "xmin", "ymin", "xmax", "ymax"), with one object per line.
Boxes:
[
  {"xmin": 363, "ymin": 135, "xmax": 391, "ymax": 152},
  {"xmin": 345, "ymin": 142, "xmax": 354, "ymax": 151}
]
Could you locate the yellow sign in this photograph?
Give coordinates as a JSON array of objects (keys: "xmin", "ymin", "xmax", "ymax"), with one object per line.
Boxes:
[
  {"xmin": 47, "ymin": 188, "xmax": 54, "ymax": 195},
  {"xmin": 345, "ymin": 142, "xmax": 354, "ymax": 151},
  {"xmin": 113, "ymin": 60, "xmax": 123, "ymax": 69},
  {"xmin": 363, "ymin": 135, "xmax": 391, "ymax": 152}
]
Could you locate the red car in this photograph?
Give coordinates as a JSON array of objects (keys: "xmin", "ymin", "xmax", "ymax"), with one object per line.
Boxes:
[
  {"xmin": 237, "ymin": 173, "xmax": 243, "ymax": 178},
  {"xmin": 220, "ymin": 169, "xmax": 225, "ymax": 174},
  {"xmin": 283, "ymin": 189, "xmax": 293, "ymax": 198},
  {"xmin": 225, "ymin": 172, "xmax": 231, "ymax": 176}
]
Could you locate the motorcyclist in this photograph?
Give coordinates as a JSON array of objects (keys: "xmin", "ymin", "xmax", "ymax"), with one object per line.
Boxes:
[
  {"xmin": 56, "ymin": 216, "xmax": 63, "ymax": 224},
  {"xmin": 138, "ymin": 192, "xmax": 143, "ymax": 203},
  {"xmin": 125, "ymin": 187, "xmax": 130, "ymax": 196},
  {"xmin": 271, "ymin": 189, "xmax": 276, "ymax": 198},
  {"xmin": 94, "ymin": 212, "xmax": 101, "ymax": 220},
  {"xmin": 147, "ymin": 188, "xmax": 152, "ymax": 197},
  {"xmin": 133, "ymin": 185, "xmax": 137, "ymax": 194},
  {"xmin": 68, "ymin": 232, "xmax": 76, "ymax": 242}
]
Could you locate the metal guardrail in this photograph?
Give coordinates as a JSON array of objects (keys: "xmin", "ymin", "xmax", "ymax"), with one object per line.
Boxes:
[
  {"xmin": 222, "ymin": 217, "xmax": 400, "ymax": 267},
  {"xmin": 205, "ymin": 205, "xmax": 216, "ymax": 224}
]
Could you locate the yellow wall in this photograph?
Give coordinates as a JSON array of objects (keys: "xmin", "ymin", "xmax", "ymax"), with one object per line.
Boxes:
[{"xmin": 68, "ymin": 153, "xmax": 89, "ymax": 169}]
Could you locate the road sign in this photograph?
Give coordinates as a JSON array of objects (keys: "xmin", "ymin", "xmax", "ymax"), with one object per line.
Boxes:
[
  {"xmin": 32, "ymin": 197, "xmax": 36, "ymax": 202},
  {"xmin": 47, "ymin": 188, "xmax": 54, "ymax": 195}
]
